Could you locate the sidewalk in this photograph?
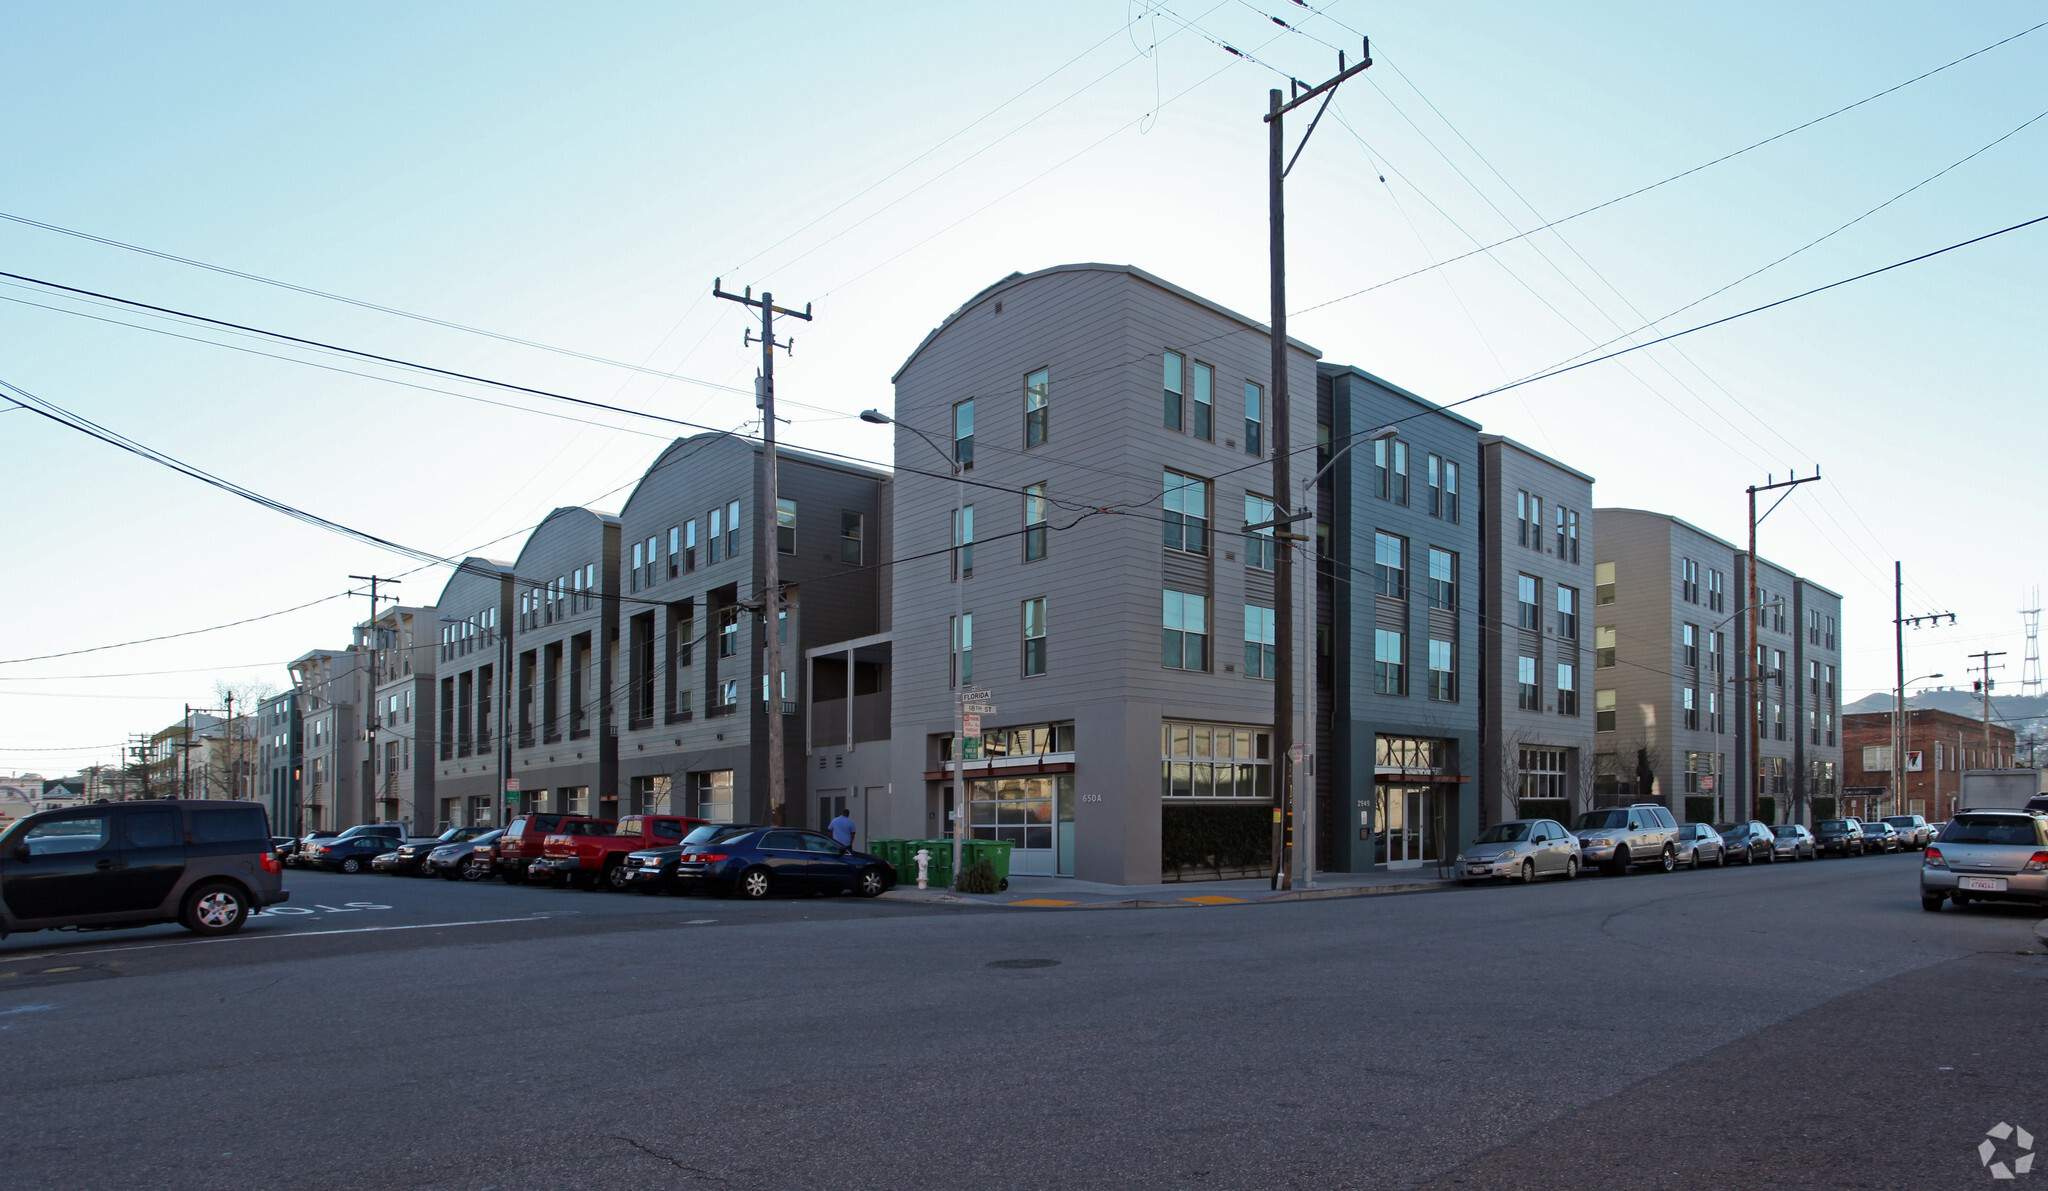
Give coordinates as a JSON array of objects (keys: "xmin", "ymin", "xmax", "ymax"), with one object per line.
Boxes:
[{"xmin": 879, "ymin": 867, "xmax": 1455, "ymax": 909}]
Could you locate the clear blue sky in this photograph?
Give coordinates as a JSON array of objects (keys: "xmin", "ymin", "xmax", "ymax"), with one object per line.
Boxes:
[{"xmin": 2, "ymin": 1, "xmax": 2042, "ymax": 773}]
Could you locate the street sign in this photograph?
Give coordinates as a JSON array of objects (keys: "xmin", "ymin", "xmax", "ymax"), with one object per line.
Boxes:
[
  {"xmin": 505, "ymin": 791, "xmax": 520, "ymax": 803},
  {"xmin": 956, "ymin": 688, "xmax": 993, "ymax": 702},
  {"xmin": 506, "ymin": 778, "xmax": 520, "ymax": 791},
  {"xmin": 961, "ymin": 703, "xmax": 997, "ymax": 715},
  {"xmin": 1699, "ymin": 774, "xmax": 1716, "ymax": 792},
  {"xmin": 961, "ymin": 714, "xmax": 982, "ymax": 735}
]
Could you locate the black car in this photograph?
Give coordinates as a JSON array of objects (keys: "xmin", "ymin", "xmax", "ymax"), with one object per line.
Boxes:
[
  {"xmin": 1718, "ymin": 821, "xmax": 1776, "ymax": 864},
  {"xmin": 0, "ymin": 797, "xmax": 289, "ymax": 938},
  {"xmin": 655, "ymin": 826, "xmax": 895, "ymax": 899},
  {"xmin": 1815, "ymin": 818, "xmax": 1866, "ymax": 857},
  {"xmin": 620, "ymin": 824, "xmax": 757, "ymax": 893},
  {"xmin": 299, "ymin": 834, "xmax": 399, "ymax": 874},
  {"xmin": 374, "ymin": 826, "xmax": 494, "ymax": 876},
  {"xmin": 1861, "ymin": 821, "xmax": 1901, "ymax": 853}
]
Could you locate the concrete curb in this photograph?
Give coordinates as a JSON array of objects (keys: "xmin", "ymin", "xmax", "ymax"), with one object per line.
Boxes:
[
  {"xmin": 2035, "ymin": 918, "xmax": 2047, "ymax": 945},
  {"xmin": 879, "ymin": 878, "xmax": 1453, "ymax": 910}
]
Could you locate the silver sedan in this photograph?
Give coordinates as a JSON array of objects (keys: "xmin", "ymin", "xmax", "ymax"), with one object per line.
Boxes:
[
  {"xmin": 1456, "ymin": 819, "xmax": 1582, "ymax": 884},
  {"xmin": 1770, "ymin": 823, "xmax": 1817, "ymax": 861},
  {"xmin": 1674, "ymin": 822, "xmax": 1726, "ymax": 868}
]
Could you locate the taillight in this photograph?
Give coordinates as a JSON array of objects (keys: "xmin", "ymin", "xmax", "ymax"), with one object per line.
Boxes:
[
  {"xmin": 686, "ymin": 853, "xmax": 728, "ymax": 863},
  {"xmin": 261, "ymin": 852, "xmax": 283, "ymax": 874},
  {"xmin": 1923, "ymin": 846, "xmax": 1946, "ymax": 869},
  {"xmin": 2026, "ymin": 851, "xmax": 2048, "ymax": 873}
]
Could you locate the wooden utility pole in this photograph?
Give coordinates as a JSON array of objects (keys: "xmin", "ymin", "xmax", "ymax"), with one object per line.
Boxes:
[
  {"xmin": 1266, "ymin": 39, "xmax": 1371, "ymax": 890},
  {"xmin": 713, "ymin": 280, "xmax": 811, "ymax": 828},
  {"xmin": 1744, "ymin": 471, "xmax": 1818, "ymax": 820},
  {"xmin": 1893, "ymin": 569, "xmax": 1954, "ymax": 818},
  {"xmin": 349, "ymin": 575, "xmax": 399, "ymax": 823},
  {"xmin": 1970, "ymin": 649, "xmax": 2007, "ymax": 759}
]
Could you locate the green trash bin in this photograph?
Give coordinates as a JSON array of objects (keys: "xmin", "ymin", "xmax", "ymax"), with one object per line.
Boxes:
[
  {"xmin": 902, "ymin": 839, "xmax": 952, "ymax": 887},
  {"xmin": 868, "ymin": 839, "xmax": 908, "ymax": 883},
  {"xmin": 961, "ymin": 839, "xmax": 1015, "ymax": 889}
]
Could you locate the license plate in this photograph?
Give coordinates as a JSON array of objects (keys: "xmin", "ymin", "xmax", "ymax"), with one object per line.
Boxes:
[{"xmin": 1961, "ymin": 877, "xmax": 2008, "ymax": 892}]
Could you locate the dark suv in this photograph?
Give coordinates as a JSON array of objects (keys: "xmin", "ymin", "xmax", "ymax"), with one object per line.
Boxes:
[{"xmin": 0, "ymin": 798, "xmax": 289, "ymax": 938}]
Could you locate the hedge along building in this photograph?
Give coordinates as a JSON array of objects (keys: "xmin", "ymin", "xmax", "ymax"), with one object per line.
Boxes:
[
  {"xmin": 877, "ymin": 263, "xmax": 1318, "ymax": 884},
  {"xmin": 1319, "ymin": 365, "xmax": 1483, "ymax": 872},
  {"xmin": 504, "ymin": 506, "xmax": 620, "ymax": 820},
  {"xmin": 610, "ymin": 433, "xmax": 890, "ymax": 829},
  {"xmin": 430, "ymin": 557, "xmax": 516, "ymax": 829}
]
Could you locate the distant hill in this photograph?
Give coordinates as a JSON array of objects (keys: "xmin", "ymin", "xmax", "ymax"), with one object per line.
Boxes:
[{"xmin": 1843, "ymin": 688, "xmax": 2048, "ymax": 724}]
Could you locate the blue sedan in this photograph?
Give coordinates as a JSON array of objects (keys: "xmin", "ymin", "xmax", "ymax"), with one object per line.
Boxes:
[
  {"xmin": 661, "ymin": 826, "xmax": 895, "ymax": 899},
  {"xmin": 298, "ymin": 834, "xmax": 400, "ymax": 874}
]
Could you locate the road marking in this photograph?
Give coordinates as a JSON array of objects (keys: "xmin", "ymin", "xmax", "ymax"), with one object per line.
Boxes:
[
  {"xmin": 1007, "ymin": 899, "xmax": 1079, "ymax": 907},
  {"xmin": 0, "ymin": 915, "xmax": 569, "ymax": 960},
  {"xmin": 1180, "ymin": 896, "xmax": 1245, "ymax": 905}
]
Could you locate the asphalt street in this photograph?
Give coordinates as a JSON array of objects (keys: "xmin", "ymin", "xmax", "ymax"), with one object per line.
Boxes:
[{"xmin": 0, "ymin": 852, "xmax": 2039, "ymax": 1190}]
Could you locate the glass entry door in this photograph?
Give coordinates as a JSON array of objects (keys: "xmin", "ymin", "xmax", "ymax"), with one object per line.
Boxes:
[
  {"xmin": 1374, "ymin": 784, "xmax": 1441, "ymax": 867},
  {"xmin": 968, "ymin": 775, "xmax": 1056, "ymax": 875}
]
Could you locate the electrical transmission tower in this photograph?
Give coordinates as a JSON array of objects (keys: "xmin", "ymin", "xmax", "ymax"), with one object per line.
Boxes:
[{"xmin": 2021, "ymin": 587, "xmax": 2042, "ymax": 697}]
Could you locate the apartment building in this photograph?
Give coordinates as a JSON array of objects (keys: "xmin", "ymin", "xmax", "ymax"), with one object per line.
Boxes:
[
  {"xmin": 256, "ymin": 691, "xmax": 302, "ymax": 834},
  {"xmin": 355, "ymin": 604, "xmax": 437, "ymax": 827},
  {"xmin": 430, "ymin": 557, "xmax": 516, "ymax": 829},
  {"xmin": 289, "ymin": 647, "xmax": 364, "ymax": 831},
  {"xmin": 1477, "ymin": 434, "xmax": 1595, "ymax": 828},
  {"xmin": 1591, "ymin": 509, "xmax": 1842, "ymax": 823},
  {"xmin": 1319, "ymin": 365, "xmax": 1483, "ymax": 871},
  {"xmin": 875, "ymin": 263, "xmax": 1318, "ymax": 884},
  {"xmin": 504, "ymin": 506, "xmax": 620, "ymax": 820}
]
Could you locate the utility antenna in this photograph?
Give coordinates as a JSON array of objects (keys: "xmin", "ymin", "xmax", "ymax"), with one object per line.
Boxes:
[{"xmin": 2021, "ymin": 586, "xmax": 2042, "ymax": 697}]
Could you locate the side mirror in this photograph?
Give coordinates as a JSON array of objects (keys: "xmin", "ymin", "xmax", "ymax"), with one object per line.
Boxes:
[
  {"xmin": 11, "ymin": 845, "xmax": 28, "ymax": 862},
  {"xmin": 1628, "ymin": 822, "xmax": 1640, "ymax": 830}
]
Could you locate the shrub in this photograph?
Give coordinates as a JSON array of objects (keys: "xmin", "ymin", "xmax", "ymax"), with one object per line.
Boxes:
[
  {"xmin": 1756, "ymin": 797, "xmax": 1777, "ymax": 825},
  {"xmin": 1811, "ymin": 796, "xmax": 1836, "ymax": 821},
  {"xmin": 1162, "ymin": 804, "xmax": 1272, "ymax": 875},
  {"xmin": 953, "ymin": 858, "xmax": 1001, "ymax": 894}
]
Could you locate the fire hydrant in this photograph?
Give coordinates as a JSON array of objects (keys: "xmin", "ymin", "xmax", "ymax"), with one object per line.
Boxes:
[{"xmin": 914, "ymin": 847, "xmax": 932, "ymax": 890}]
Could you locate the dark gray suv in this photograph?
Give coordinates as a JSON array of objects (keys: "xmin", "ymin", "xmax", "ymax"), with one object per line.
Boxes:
[{"xmin": 0, "ymin": 798, "xmax": 289, "ymax": 939}]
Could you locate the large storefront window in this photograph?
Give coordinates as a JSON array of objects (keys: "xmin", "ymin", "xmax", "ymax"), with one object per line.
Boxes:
[
  {"xmin": 942, "ymin": 721, "xmax": 1075, "ymax": 763},
  {"xmin": 692, "ymin": 770, "xmax": 734, "ymax": 823},
  {"xmin": 1518, "ymin": 747, "xmax": 1569, "ymax": 820},
  {"xmin": 1161, "ymin": 721, "xmax": 1272, "ymax": 798},
  {"xmin": 967, "ymin": 774, "xmax": 1073, "ymax": 875}
]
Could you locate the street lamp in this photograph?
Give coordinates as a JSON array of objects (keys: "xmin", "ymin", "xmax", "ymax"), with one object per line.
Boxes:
[
  {"xmin": 1247, "ymin": 423, "xmax": 1397, "ymax": 888},
  {"xmin": 861, "ymin": 408, "xmax": 971, "ymax": 886}
]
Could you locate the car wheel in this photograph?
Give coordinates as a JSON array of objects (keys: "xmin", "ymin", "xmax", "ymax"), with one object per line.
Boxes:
[
  {"xmin": 739, "ymin": 867, "xmax": 772, "ymax": 899},
  {"xmin": 341, "ymin": 857, "xmax": 363, "ymax": 874},
  {"xmin": 604, "ymin": 863, "xmax": 632, "ymax": 893},
  {"xmin": 1605, "ymin": 847, "xmax": 1629, "ymax": 876},
  {"xmin": 1921, "ymin": 893, "xmax": 1945, "ymax": 912},
  {"xmin": 179, "ymin": 882, "xmax": 250, "ymax": 936},
  {"xmin": 1658, "ymin": 845, "xmax": 1676, "ymax": 873},
  {"xmin": 462, "ymin": 859, "xmax": 491, "ymax": 881},
  {"xmin": 856, "ymin": 867, "xmax": 888, "ymax": 898},
  {"xmin": 1765, "ymin": 848, "xmax": 1777, "ymax": 864},
  {"xmin": 440, "ymin": 865, "xmax": 463, "ymax": 881},
  {"xmin": 1713, "ymin": 847, "xmax": 1726, "ymax": 868},
  {"xmin": 1519, "ymin": 859, "xmax": 1536, "ymax": 884},
  {"xmin": 1561, "ymin": 856, "xmax": 1579, "ymax": 881}
]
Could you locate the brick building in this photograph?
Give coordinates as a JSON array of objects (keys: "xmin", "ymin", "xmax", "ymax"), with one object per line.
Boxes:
[{"xmin": 1841, "ymin": 708, "xmax": 2016, "ymax": 822}]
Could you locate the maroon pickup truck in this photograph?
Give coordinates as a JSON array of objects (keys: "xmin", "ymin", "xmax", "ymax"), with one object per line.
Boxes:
[
  {"xmin": 535, "ymin": 814, "xmax": 703, "ymax": 891},
  {"xmin": 495, "ymin": 812, "xmax": 595, "ymax": 884}
]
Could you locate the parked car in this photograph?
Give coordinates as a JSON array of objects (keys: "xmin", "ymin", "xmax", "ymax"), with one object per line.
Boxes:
[
  {"xmin": 534, "ymin": 814, "xmax": 702, "ymax": 891},
  {"xmin": 1882, "ymin": 815, "xmax": 1932, "ymax": 850},
  {"xmin": 1571, "ymin": 803, "xmax": 1681, "ymax": 875},
  {"xmin": 299, "ymin": 833, "xmax": 403, "ymax": 874},
  {"xmin": 1719, "ymin": 821, "xmax": 1776, "ymax": 865},
  {"xmin": 1771, "ymin": 823, "xmax": 1817, "ymax": 861},
  {"xmin": 1455, "ymin": 819, "xmax": 1582, "ymax": 883},
  {"xmin": 621, "ymin": 824, "xmax": 760, "ymax": 892},
  {"xmin": 1815, "ymin": 818, "xmax": 1867, "ymax": 857},
  {"xmin": 283, "ymin": 830, "xmax": 338, "ymax": 868},
  {"xmin": 0, "ymin": 797, "xmax": 288, "ymax": 938},
  {"xmin": 1862, "ymin": 821, "xmax": 1902, "ymax": 853},
  {"xmin": 424, "ymin": 829, "xmax": 504, "ymax": 880},
  {"xmin": 373, "ymin": 826, "xmax": 496, "ymax": 876},
  {"xmin": 662, "ymin": 826, "xmax": 894, "ymax": 898},
  {"xmin": 1674, "ymin": 822, "xmax": 1726, "ymax": 868},
  {"xmin": 2025, "ymin": 795, "xmax": 2048, "ymax": 816},
  {"xmin": 494, "ymin": 813, "xmax": 589, "ymax": 883},
  {"xmin": 1920, "ymin": 811, "xmax": 2048, "ymax": 911}
]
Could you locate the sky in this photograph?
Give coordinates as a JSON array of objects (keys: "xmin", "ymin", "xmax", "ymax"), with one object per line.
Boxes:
[{"xmin": 2, "ymin": 0, "xmax": 2043, "ymax": 775}]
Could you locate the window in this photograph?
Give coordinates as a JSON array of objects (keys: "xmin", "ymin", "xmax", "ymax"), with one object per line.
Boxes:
[
  {"xmin": 1161, "ymin": 721, "xmax": 1272, "ymax": 798},
  {"xmin": 1682, "ymin": 558, "xmax": 1699, "ymax": 603},
  {"xmin": 1825, "ymin": 615, "xmax": 1836, "ymax": 649},
  {"xmin": 1707, "ymin": 629, "xmax": 1723, "ymax": 675},
  {"xmin": 692, "ymin": 770, "xmax": 735, "ymax": 824},
  {"xmin": 1596, "ymin": 688, "xmax": 1617, "ymax": 732},
  {"xmin": 840, "ymin": 510, "xmax": 864, "ymax": 564},
  {"xmin": 776, "ymin": 499, "xmax": 796, "ymax": 555},
  {"xmin": 1565, "ymin": 508, "xmax": 1578, "ymax": 562},
  {"xmin": 1024, "ymin": 368, "xmax": 1049, "ymax": 448},
  {"xmin": 1595, "ymin": 561, "xmax": 1615, "ymax": 605},
  {"xmin": 1374, "ymin": 630, "xmax": 1406, "ymax": 695},
  {"xmin": 1429, "ymin": 638, "xmax": 1456, "ymax": 701},
  {"xmin": 954, "ymin": 399, "xmax": 975, "ymax": 470},
  {"xmin": 1682, "ymin": 623, "xmax": 1698, "ymax": 668},
  {"xmin": 1391, "ymin": 441, "xmax": 1409, "ymax": 505},
  {"xmin": 1516, "ymin": 492, "xmax": 1530, "ymax": 545},
  {"xmin": 1164, "ymin": 472, "xmax": 1208, "ymax": 554},
  {"xmin": 1708, "ymin": 689, "xmax": 1722, "ymax": 733},
  {"xmin": 1163, "ymin": 351, "xmax": 1184, "ymax": 431},
  {"xmin": 643, "ymin": 534, "xmax": 659, "ymax": 587},
  {"xmin": 1595, "ymin": 625, "xmax": 1616, "ymax": 668},
  {"xmin": 1427, "ymin": 455, "xmax": 1443, "ymax": 516},
  {"xmin": 1243, "ymin": 605, "xmax": 1276, "ymax": 678},
  {"xmin": 1375, "ymin": 440, "xmax": 1391, "ymax": 499},
  {"xmin": 726, "ymin": 500, "xmax": 740, "ymax": 558},
  {"xmin": 668, "ymin": 525, "xmax": 682, "ymax": 577},
  {"xmin": 1375, "ymin": 533, "xmax": 1408, "ymax": 599},
  {"xmin": 1557, "ymin": 586, "xmax": 1578, "ymax": 639},
  {"xmin": 1022, "ymin": 598, "xmax": 1047, "ymax": 677},
  {"xmin": 1772, "ymin": 701, "xmax": 1785, "ymax": 740},
  {"xmin": 1163, "ymin": 591, "xmax": 1208, "ymax": 671},
  {"xmin": 1707, "ymin": 568, "xmax": 1724, "ymax": 611},
  {"xmin": 707, "ymin": 507, "xmax": 722, "ymax": 565},
  {"xmin": 1519, "ymin": 747, "xmax": 1568, "ymax": 805},
  {"xmin": 1518, "ymin": 655, "xmax": 1539, "ymax": 710},
  {"xmin": 684, "ymin": 519, "xmax": 698, "ymax": 571},
  {"xmin": 718, "ymin": 678, "xmax": 740, "ymax": 709},
  {"xmin": 1023, "ymin": 484, "xmax": 1048, "ymax": 562},
  {"xmin": 953, "ymin": 505, "xmax": 975, "ymax": 579},
  {"xmin": 1556, "ymin": 505, "xmax": 1568, "ymax": 557},
  {"xmin": 1243, "ymin": 382, "xmax": 1262, "ymax": 456},
  {"xmin": 1443, "ymin": 460, "xmax": 1459, "ymax": 523},
  {"xmin": 1772, "ymin": 648, "xmax": 1785, "ymax": 687},
  {"xmin": 1191, "ymin": 361, "xmax": 1214, "ymax": 440},
  {"xmin": 1427, "ymin": 548, "xmax": 1457, "ymax": 610},
  {"xmin": 1529, "ymin": 496, "xmax": 1542, "ymax": 548},
  {"xmin": 1683, "ymin": 686, "xmax": 1698, "ymax": 730},
  {"xmin": 1808, "ymin": 608, "xmax": 1820, "ymax": 645},
  {"xmin": 951, "ymin": 613, "xmax": 974, "ymax": 687},
  {"xmin": 1557, "ymin": 663, "xmax": 1578, "ymax": 715},
  {"xmin": 718, "ymin": 607, "xmax": 739, "ymax": 658},
  {"xmin": 1517, "ymin": 575, "xmax": 1539, "ymax": 629},
  {"xmin": 1683, "ymin": 751, "xmax": 1718, "ymax": 793},
  {"xmin": 1244, "ymin": 494, "xmax": 1275, "ymax": 570}
]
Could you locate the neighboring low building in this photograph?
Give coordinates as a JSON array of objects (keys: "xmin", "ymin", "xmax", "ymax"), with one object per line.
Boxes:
[
  {"xmin": 1841, "ymin": 708, "xmax": 2017, "ymax": 822},
  {"xmin": 805, "ymin": 632, "xmax": 893, "ymax": 848},
  {"xmin": 257, "ymin": 691, "xmax": 302, "ymax": 835},
  {"xmin": 290, "ymin": 647, "xmax": 365, "ymax": 832},
  {"xmin": 431, "ymin": 557, "xmax": 516, "ymax": 830}
]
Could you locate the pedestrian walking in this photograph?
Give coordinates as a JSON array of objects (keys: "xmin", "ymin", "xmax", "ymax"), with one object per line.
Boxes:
[{"xmin": 829, "ymin": 807, "xmax": 857, "ymax": 848}]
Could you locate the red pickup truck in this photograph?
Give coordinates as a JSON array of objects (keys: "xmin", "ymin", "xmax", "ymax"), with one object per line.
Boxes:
[
  {"xmin": 495, "ymin": 812, "xmax": 594, "ymax": 884},
  {"xmin": 534, "ymin": 814, "xmax": 702, "ymax": 891}
]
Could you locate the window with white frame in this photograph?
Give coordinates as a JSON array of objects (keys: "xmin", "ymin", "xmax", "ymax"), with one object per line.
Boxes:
[
  {"xmin": 1243, "ymin": 605, "xmax": 1275, "ymax": 678},
  {"xmin": 1163, "ymin": 591, "xmax": 1208, "ymax": 671}
]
